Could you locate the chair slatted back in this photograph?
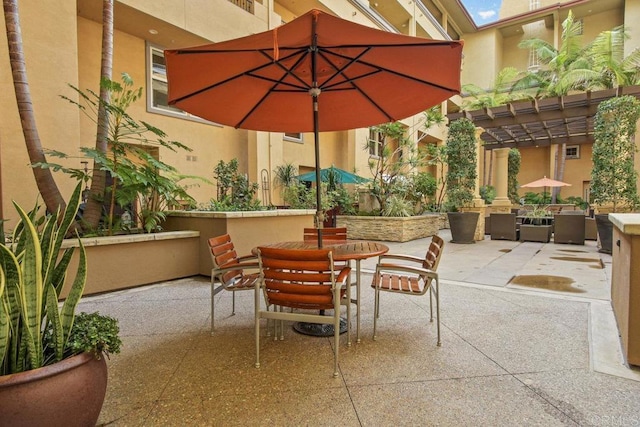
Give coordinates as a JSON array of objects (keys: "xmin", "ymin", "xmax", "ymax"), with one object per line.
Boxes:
[
  {"xmin": 423, "ymin": 235, "xmax": 444, "ymax": 273},
  {"xmin": 303, "ymin": 227, "xmax": 348, "ymax": 242},
  {"xmin": 258, "ymin": 247, "xmax": 337, "ymax": 310},
  {"xmin": 208, "ymin": 234, "xmax": 242, "ymax": 284}
]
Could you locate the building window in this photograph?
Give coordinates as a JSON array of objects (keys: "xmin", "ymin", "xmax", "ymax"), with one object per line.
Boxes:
[
  {"xmin": 368, "ymin": 128, "xmax": 384, "ymax": 157},
  {"xmin": 529, "ymin": 0, "xmax": 540, "ymax": 10},
  {"xmin": 146, "ymin": 44, "xmax": 210, "ymax": 123},
  {"xmin": 284, "ymin": 132, "xmax": 303, "ymax": 142},
  {"xmin": 566, "ymin": 145, "xmax": 580, "ymax": 159},
  {"xmin": 528, "ymin": 48, "xmax": 540, "ymax": 72},
  {"xmin": 575, "ymin": 19, "xmax": 584, "ymax": 35}
]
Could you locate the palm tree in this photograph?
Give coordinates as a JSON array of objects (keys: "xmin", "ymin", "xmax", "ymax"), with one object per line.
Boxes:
[
  {"xmin": 512, "ymin": 11, "xmax": 592, "ymax": 202},
  {"xmin": 462, "ymin": 67, "xmax": 532, "ymax": 110},
  {"xmin": 514, "ymin": 11, "xmax": 593, "ymax": 97},
  {"xmin": 81, "ymin": 0, "xmax": 114, "ymax": 231},
  {"xmin": 584, "ymin": 25, "xmax": 640, "ymax": 89},
  {"xmin": 3, "ymin": 0, "xmax": 66, "ymax": 215}
]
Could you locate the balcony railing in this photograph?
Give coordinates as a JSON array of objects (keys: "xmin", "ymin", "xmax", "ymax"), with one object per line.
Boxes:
[{"xmin": 228, "ymin": 0, "xmax": 254, "ymax": 14}]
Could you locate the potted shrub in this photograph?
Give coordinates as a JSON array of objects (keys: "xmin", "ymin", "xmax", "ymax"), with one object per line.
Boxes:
[
  {"xmin": 590, "ymin": 95, "xmax": 640, "ymax": 254},
  {"xmin": 445, "ymin": 118, "xmax": 479, "ymax": 243},
  {"xmin": 0, "ymin": 184, "xmax": 121, "ymax": 426}
]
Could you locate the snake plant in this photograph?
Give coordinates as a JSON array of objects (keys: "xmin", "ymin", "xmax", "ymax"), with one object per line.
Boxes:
[{"xmin": 0, "ymin": 183, "xmax": 87, "ymax": 374}]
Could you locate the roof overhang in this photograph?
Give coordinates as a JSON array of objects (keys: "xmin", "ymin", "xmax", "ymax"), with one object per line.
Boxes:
[{"xmin": 447, "ymin": 86, "xmax": 640, "ymax": 150}]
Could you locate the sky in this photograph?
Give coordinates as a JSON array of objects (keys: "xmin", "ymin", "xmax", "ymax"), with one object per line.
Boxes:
[{"xmin": 460, "ymin": 0, "xmax": 503, "ymax": 25}]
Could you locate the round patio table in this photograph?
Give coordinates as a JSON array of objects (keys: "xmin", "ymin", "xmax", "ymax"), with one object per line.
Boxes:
[{"xmin": 254, "ymin": 240, "xmax": 389, "ymax": 344}]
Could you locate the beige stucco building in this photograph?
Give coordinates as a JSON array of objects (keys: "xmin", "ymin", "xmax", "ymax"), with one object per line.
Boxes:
[{"xmin": 1, "ymin": 0, "xmax": 639, "ymax": 224}]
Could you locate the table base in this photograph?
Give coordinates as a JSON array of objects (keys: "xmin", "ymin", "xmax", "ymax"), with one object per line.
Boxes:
[{"xmin": 293, "ymin": 319, "xmax": 348, "ymax": 336}]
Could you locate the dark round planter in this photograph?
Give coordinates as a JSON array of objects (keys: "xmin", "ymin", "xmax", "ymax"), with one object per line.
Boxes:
[
  {"xmin": 0, "ymin": 352, "xmax": 108, "ymax": 427},
  {"xmin": 595, "ymin": 214, "xmax": 613, "ymax": 254},
  {"xmin": 447, "ymin": 211, "xmax": 479, "ymax": 244}
]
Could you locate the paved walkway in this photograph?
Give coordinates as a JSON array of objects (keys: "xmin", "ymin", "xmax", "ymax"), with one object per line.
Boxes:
[{"xmin": 83, "ymin": 230, "xmax": 640, "ymax": 426}]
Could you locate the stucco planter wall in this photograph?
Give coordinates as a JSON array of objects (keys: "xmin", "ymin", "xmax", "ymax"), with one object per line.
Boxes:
[
  {"xmin": 61, "ymin": 231, "xmax": 200, "ymax": 296},
  {"xmin": 336, "ymin": 214, "xmax": 441, "ymax": 242},
  {"xmin": 163, "ymin": 209, "xmax": 315, "ymax": 275}
]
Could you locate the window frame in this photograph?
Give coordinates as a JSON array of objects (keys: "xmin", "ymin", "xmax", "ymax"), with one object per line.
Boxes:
[
  {"xmin": 284, "ymin": 132, "xmax": 303, "ymax": 143},
  {"xmin": 146, "ymin": 43, "xmax": 216, "ymax": 125},
  {"xmin": 368, "ymin": 128, "xmax": 384, "ymax": 158},
  {"xmin": 565, "ymin": 145, "xmax": 580, "ymax": 159}
]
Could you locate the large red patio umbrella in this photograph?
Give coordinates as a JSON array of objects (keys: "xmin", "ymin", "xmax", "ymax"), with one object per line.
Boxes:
[{"xmin": 165, "ymin": 9, "xmax": 463, "ymax": 246}]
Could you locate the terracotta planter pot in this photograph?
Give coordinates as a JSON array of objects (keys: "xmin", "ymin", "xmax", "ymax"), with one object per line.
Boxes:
[{"xmin": 0, "ymin": 352, "xmax": 108, "ymax": 427}]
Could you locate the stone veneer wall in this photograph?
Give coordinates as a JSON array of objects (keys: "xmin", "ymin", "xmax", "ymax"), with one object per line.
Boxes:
[{"xmin": 336, "ymin": 214, "xmax": 442, "ymax": 242}]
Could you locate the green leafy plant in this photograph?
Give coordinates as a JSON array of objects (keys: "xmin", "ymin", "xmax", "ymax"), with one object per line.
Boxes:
[
  {"xmin": 565, "ymin": 196, "xmax": 589, "ymax": 211},
  {"xmin": 405, "ymin": 172, "xmax": 437, "ymax": 214},
  {"xmin": 524, "ymin": 205, "xmax": 552, "ymax": 225},
  {"xmin": 590, "ymin": 95, "xmax": 640, "ymax": 212},
  {"xmin": 382, "ymin": 195, "xmax": 413, "ymax": 217},
  {"xmin": 366, "ymin": 121, "xmax": 428, "ymax": 213},
  {"xmin": 0, "ymin": 183, "xmax": 121, "ymax": 375},
  {"xmin": 35, "ymin": 73, "xmax": 202, "ymax": 235},
  {"xmin": 445, "ymin": 118, "xmax": 477, "ymax": 211},
  {"xmin": 329, "ymin": 187, "xmax": 357, "ymax": 215},
  {"xmin": 66, "ymin": 312, "xmax": 121, "ymax": 358},
  {"xmin": 508, "ymin": 148, "xmax": 521, "ymax": 204},
  {"xmin": 273, "ymin": 163, "xmax": 299, "ymax": 203},
  {"xmin": 206, "ymin": 159, "xmax": 263, "ymax": 211},
  {"xmin": 523, "ymin": 191, "xmax": 549, "ymax": 205},
  {"xmin": 479, "ymin": 185, "xmax": 496, "ymax": 204}
]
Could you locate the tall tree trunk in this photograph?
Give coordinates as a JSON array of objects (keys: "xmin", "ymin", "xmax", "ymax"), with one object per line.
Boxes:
[
  {"xmin": 80, "ymin": 0, "xmax": 113, "ymax": 231},
  {"xmin": 552, "ymin": 143, "xmax": 567, "ymax": 203},
  {"xmin": 3, "ymin": 0, "xmax": 65, "ymax": 215},
  {"xmin": 487, "ymin": 150, "xmax": 494, "ymax": 187}
]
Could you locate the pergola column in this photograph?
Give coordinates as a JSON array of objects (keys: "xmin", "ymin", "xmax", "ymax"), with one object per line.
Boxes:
[
  {"xmin": 467, "ymin": 127, "xmax": 486, "ymax": 241},
  {"xmin": 492, "ymin": 147, "xmax": 512, "ymax": 212}
]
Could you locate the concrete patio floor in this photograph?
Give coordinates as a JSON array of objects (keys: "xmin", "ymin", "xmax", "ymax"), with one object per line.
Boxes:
[{"xmin": 80, "ymin": 229, "xmax": 640, "ymax": 426}]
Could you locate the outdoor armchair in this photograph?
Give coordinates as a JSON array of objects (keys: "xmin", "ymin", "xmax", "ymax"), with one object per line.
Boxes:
[
  {"xmin": 370, "ymin": 234, "xmax": 444, "ymax": 346},
  {"xmin": 255, "ymin": 247, "xmax": 351, "ymax": 377},
  {"xmin": 553, "ymin": 213, "xmax": 586, "ymax": 245},
  {"xmin": 490, "ymin": 213, "xmax": 519, "ymax": 241},
  {"xmin": 208, "ymin": 234, "xmax": 261, "ymax": 334}
]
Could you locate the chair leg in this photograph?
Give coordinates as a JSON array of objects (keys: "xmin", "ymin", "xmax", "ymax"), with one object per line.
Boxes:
[
  {"xmin": 255, "ymin": 285, "xmax": 260, "ymax": 369},
  {"xmin": 429, "ymin": 285, "xmax": 434, "ymax": 322},
  {"xmin": 231, "ymin": 291, "xmax": 236, "ymax": 315},
  {"xmin": 434, "ymin": 279, "xmax": 441, "ymax": 347},
  {"xmin": 345, "ymin": 282, "xmax": 352, "ymax": 346},
  {"xmin": 333, "ymin": 299, "xmax": 340, "ymax": 378},
  {"xmin": 373, "ymin": 288, "xmax": 379, "ymax": 341},
  {"xmin": 211, "ymin": 278, "xmax": 216, "ymax": 335}
]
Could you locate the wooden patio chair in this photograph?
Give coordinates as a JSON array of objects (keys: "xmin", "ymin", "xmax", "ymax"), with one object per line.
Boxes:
[
  {"xmin": 371, "ymin": 234, "xmax": 444, "ymax": 345},
  {"xmin": 208, "ymin": 234, "xmax": 261, "ymax": 334},
  {"xmin": 303, "ymin": 227, "xmax": 348, "ymax": 242},
  {"xmin": 255, "ymin": 247, "xmax": 351, "ymax": 377}
]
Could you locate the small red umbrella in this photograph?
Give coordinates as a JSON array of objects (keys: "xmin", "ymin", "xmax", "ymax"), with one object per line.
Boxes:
[
  {"xmin": 521, "ymin": 176, "xmax": 571, "ymax": 200},
  {"xmin": 165, "ymin": 9, "xmax": 463, "ymax": 246}
]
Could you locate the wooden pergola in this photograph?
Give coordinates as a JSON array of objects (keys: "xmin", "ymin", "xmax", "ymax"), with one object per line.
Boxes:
[{"xmin": 447, "ymin": 85, "xmax": 640, "ymax": 149}]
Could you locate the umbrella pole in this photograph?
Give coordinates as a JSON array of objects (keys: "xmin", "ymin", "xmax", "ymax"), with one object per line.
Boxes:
[{"xmin": 311, "ymin": 19, "xmax": 323, "ymax": 248}]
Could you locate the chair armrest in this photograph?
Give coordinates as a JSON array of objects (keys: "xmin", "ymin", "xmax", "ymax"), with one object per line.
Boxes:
[
  {"xmin": 375, "ymin": 263, "xmax": 438, "ymax": 280},
  {"xmin": 335, "ymin": 267, "xmax": 352, "ymax": 285},
  {"xmin": 377, "ymin": 253, "xmax": 424, "ymax": 264},
  {"xmin": 237, "ymin": 254, "xmax": 258, "ymax": 263},
  {"xmin": 213, "ymin": 261, "xmax": 260, "ymax": 276}
]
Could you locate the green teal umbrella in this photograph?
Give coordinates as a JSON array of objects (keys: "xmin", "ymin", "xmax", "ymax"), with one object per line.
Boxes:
[{"xmin": 297, "ymin": 166, "xmax": 369, "ymax": 185}]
